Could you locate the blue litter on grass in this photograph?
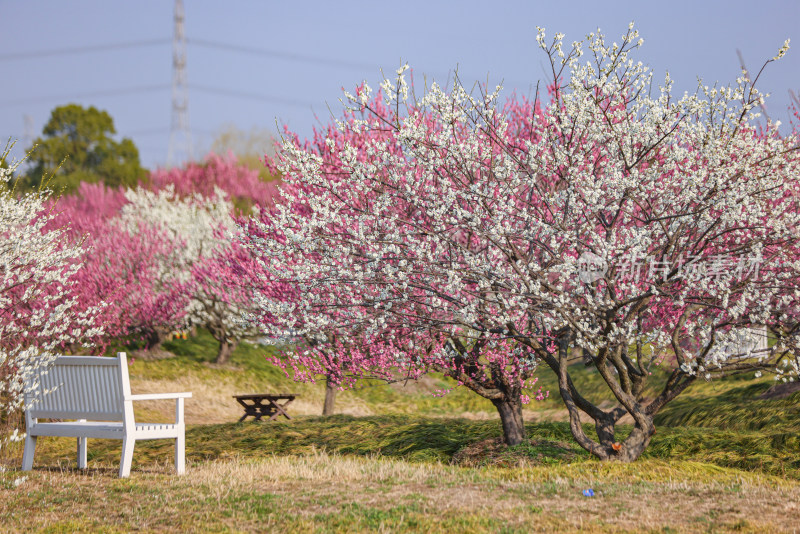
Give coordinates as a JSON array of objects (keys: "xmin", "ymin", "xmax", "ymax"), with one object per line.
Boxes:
[{"xmin": 582, "ymin": 489, "xmax": 595, "ymax": 497}]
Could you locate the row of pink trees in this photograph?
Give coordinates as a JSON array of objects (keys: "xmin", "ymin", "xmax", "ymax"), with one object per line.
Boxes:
[
  {"xmin": 46, "ymin": 154, "xmax": 276, "ymax": 363},
  {"xmin": 47, "ymin": 182, "xmax": 187, "ymax": 351},
  {"xmin": 242, "ymin": 26, "xmax": 800, "ymax": 458}
]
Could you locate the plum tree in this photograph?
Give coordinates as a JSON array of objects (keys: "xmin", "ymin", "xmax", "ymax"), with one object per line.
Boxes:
[{"xmin": 244, "ymin": 25, "xmax": 800, "ymax": 458}]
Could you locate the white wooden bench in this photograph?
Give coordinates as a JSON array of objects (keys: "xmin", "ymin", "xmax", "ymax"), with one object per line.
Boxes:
[{"xmin": 22, "ymin": 352, "xmax": 191, "ymax": 478}]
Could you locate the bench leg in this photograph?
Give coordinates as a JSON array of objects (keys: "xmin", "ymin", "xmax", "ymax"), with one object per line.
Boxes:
[
  {"xmin": 119, "ymin": 436, "xmax": 135, "ymax": 478},
  {"xmin": 175, "ymin": 433, "xmax": 185, "ymax": 475},
  {"xmin": 21, "ymin": 435, "xmax": 37, "ymax": 471},
  {"xmin": 77, "ymin": 437, "xmax": 88, "ymax": 469}
]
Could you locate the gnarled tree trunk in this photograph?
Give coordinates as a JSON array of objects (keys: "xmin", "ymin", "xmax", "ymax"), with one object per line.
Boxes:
[
  {"xmin": 491, "ymin": 397, "xmax": 526, "ymax": 446},
  {"xmin": 533, "ymin": 333, "xmax": 694, "ymax": 462}
]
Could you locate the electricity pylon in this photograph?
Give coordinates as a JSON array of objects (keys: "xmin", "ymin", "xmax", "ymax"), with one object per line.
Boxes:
[{"xmin": 167, "ymin": 0, "xmax": 193, "ymax": 167}]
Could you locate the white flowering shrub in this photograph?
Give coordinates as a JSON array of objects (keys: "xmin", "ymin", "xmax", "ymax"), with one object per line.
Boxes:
[
  {"xmin": 118, "ymin": 185, "xmax": 235, "ymax": 283},
  {"xmin": 0, "ymin": 149, "xmax": 102, "ymax": 464}
]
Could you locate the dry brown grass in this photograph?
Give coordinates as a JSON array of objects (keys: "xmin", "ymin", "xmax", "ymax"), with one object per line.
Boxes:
[
  {"xmin": 127, "ymin": 370, "xmax": 594, "ymax": 426},
  {"xmin": 127, "ymin": 371, "xmax": 381, "ymax": 425},
  {"xmin": 2, "ymin": 451, "xmax": 799, "ymax": 533}
]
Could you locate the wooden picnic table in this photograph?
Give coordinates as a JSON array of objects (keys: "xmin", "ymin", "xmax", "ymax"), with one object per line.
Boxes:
[{"xmin": 233, "ymin": 393, "xmax": 298, "ymax": 422}]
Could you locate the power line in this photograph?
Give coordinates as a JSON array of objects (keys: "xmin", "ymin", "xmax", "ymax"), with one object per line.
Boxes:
[
  {"xmin": 190, "ymin": 84, "xmax": 314, "ymax": 108},
  {"xmin": 128, "ymin": 127, "xmax": 218, "ymax": 136},
  {"xmin": 0, "ymin": 39, "xmax": 170, "ymax": 61},
  {"xmin": 0, "ymin": 84, "xmax": 170, "ymax": 109},
  {"xmin": 0, "ymin": 82, "xmax": 316, "ymax": 111},
  {"xmin": 187, "ymin": 38, "xmax": 376, "ymax": 71},
  {"xmin": 127, "ymin": 128, "xmax": 170, "ymax": 136},
  {"xmin": 0, "ymin": 35, "xmax": 376, "ymax": 72},
  {"xmin": 0, "ymin": 35, "xmax": 522, "ymax": 89},
  {"xmin": 3, "ymin": 127, "xmax": 218, "ymax": 142},
  {"xmin": 189, "ymin": 38, "xmax": 532, "ymax": 93}
]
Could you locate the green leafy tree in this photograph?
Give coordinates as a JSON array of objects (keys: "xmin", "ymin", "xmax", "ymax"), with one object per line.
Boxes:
[{"xmin": 22, "ymin": 104, "xmax": 146, "ymax": 193}]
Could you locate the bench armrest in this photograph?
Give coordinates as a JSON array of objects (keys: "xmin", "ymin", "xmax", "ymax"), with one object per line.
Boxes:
[{"xmin": 127, "ymin": 393, "xmax": 192, "ymax": 401}]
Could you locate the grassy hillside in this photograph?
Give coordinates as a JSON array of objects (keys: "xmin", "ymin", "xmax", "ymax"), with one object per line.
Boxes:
[
  {"xmin": 115, "ymin": 329, "xmax": 798, "ymax": 434},
  {"xmin": 18, "ymin": 415, "xmax": 800, "ymax": 478},
  {"xmin": 113, "ymin": 329, "xmax": 499, "ymax": 424},
  {"xmin": 3, "ymin": 330, "xmax": 799, "ymax": 532}
]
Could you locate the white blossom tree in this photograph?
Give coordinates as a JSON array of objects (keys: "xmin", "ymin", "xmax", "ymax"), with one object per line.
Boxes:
[
  {"xmin": 119, "ymin": 186, "xmax": 258, "ymax": 362},
  {"xmin": 247, "ymin": 25, "xmax": 800, "ymax": 460}
]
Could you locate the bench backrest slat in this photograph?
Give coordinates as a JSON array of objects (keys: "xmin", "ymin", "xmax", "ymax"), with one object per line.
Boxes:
[{"xmin": 24, "ymin": 356, "xmax": 127, "ymax": 421}]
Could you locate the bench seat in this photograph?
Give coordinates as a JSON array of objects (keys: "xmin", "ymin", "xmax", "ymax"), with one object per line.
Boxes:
[{"xmin": 28, "ymin": 422, "xmax": 183, "ymax": 440}]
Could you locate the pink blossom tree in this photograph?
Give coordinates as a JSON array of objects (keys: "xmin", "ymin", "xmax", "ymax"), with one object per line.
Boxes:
[
  {"xmin": 116, "ymin": 185, "xmax": 245, "ymax": 357},
  {"xmin": 149, "ymin": 153, "xmax": 278, "ymax": 210},
  {"xmin": 47, "ymin": 183, "xmax": 191, "ymax": 350},
  {"xmin": 242, "ymin": 85, "xmax": 550, "ymax": 443},
  {"xmin": 51, "ymin": 159, "xmax": 271, "ymax": 362},
  {"xmin": 244, "ymin": 26, "xmax": 800, "ymax": 458},
  {"xmin": 190, "ymin": 236, "xmax": 264, "ymax": 364},
  {"xmin": 148, "ymin": 154, "xmax": 280, "ymax": 362}
]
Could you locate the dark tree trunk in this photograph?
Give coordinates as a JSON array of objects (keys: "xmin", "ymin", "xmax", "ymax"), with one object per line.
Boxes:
[
  {"xmin": 215, "ymin": 339, "xmax": 237, "ymax": 364},
  {"xmin": 144, "ymin": 327, "xmax": 168, "ymax": 351},
  {"xmin": 539, "ymin": 341, "xmax": 665, "ymax": 462},
  {"xmin": 585, "ymin": 412, "xmax": 656, "ymax": 462},
  {"xmin": 492, "ymin": 397, "xmax": 526, "ymax": 446},
  {"xmin": 431, "ymin": 341, "xmax": 528, "ymax": 447},
  {"xmin": 323, "ymin": 376, "xmax": 337, "ymax": 415},
  {"xmin": 613, "ymin": 423, "xmax": 655, "ymax": 461}
]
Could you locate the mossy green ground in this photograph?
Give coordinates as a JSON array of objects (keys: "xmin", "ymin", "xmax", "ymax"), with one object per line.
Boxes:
[
  {"xmin": 2, "ymin": 330, "xmax": 799, "ymax": 533},
  {"xmin": 16, "ymin": 415, "xmax": 800, "ymax": 479}
]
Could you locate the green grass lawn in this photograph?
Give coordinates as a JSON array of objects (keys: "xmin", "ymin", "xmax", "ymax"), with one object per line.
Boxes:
[{"xmin": 2, "ymin": 330, "xmax": 799, "ymax": 533}]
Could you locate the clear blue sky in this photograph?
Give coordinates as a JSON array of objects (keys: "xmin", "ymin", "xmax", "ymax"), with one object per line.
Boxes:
[{"xmin": 2, "ymin": 0, "xmax": 799, "ymax": 170}]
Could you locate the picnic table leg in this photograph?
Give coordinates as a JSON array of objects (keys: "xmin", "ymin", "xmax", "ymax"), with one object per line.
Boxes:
[
  {"xmin": 268, "ymin": 398, "xmax": 294, "ymax": 421},
  {"xmin": 234, "ymin": 395, "xmax": 298, "ymax": 422},
  {"xmin": 253, "ymin": 400, "xmax": 266, "ymax": 421},
  {"xmin": 237, "ymin": 399, "xmax": 257, "ymax": 422}
]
